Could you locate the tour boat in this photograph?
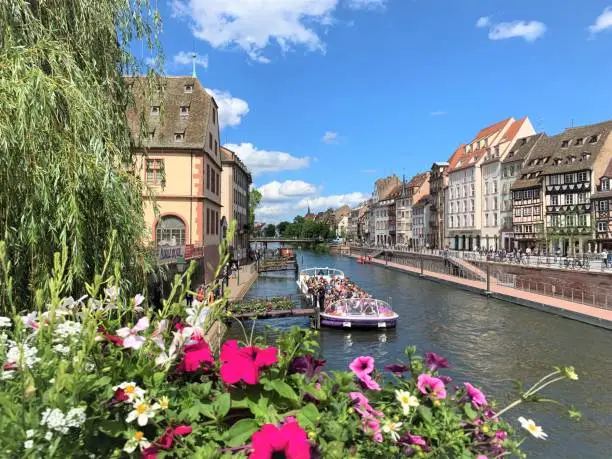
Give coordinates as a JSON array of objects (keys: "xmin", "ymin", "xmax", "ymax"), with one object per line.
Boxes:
[{"xmin": 297, "ymin": 267, "xmax": 345, "ymax": 296}]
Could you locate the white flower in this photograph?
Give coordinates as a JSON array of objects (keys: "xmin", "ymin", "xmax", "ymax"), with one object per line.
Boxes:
[
  {"xmin": 155, "ymin": 332, "xmax": 181, "ymax": 367},
  {"xmin": 0, "ymin": 316, "xmax": 11, "ymax": 328},
  {"xmin": 40, "ymin": 408, "xmax": 69, "ymax": 435},
  {"xmin": 104, "ymin": 286, "xmax": 119, "ymax": 300},
  {"xmin": 52, "ymin": 344, "xmax": 71, "ymax": 355},
  {"xmin": 20, "ymin": 312, "xmax": 40, "ymax": 331},
  {"xmin": 44, "ymin": 432, "xmax": 52, "ymax": 441},
  {"xmin": 123, "ymin": 431, "xmax": 151, "ymax": 453},
  {"xmin": 54, "ymin": 321, "xmax": 82, "ymax": 341},
  {"xmin": 563, "ymin": 366, "xmax": 578, "ymax": 381},
  {"xmin": 186, "ymin": 306, "xmax": 210, "ymax": 330},
  {"xmin": 1, "ymin": 370, "xmax": 15, "ymax": 380},
  {"xmin": 60, "ymin": 295, "xmax": 88, "ymax": 310},
  {"xmin": 150, "ymin": 319, "xmax": 168, "ymax": 350},
  {"xmin": 26, "ymin": 429, "xmax": 35, "ymax": 438},
  {"xmin": 382, "ymin": 420, "xmax": 403, "ymax": 442},
  {"xmin": 65, "ymin": 407, "xmax": 87, "ymax": 428},
  {"xmin": 112, "ymin": 382, "xmax": 145, "ymax": 402},
  {"xmin": 116, "ymin": 317, "xmax": 149, "ymax": 349},
  {"xmin": 133, "ymin": 294, "xmax": 145, "ymax": 312},
  {"xmin": 7, "ymin": 342, "xmax": 40, "ymax": 369},
  {"xmin": 23, "ymin": 440, "xmax": 33, "ymax": 449},
  {"xmin": 518, "ymin": 416, "xmax": 548, "ymax": 440},
  {"xmin": 395, "ymin": 389, "xmax": 420, "ymax": 415},
  {"xmin": 126, "ymin": 400, "xmax": 160, "ymax": 426}
]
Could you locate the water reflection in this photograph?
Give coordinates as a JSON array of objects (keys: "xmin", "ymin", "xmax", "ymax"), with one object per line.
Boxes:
[{"xmin": 230, "ymin": 250, "xmax": 612, "ymax": 458}]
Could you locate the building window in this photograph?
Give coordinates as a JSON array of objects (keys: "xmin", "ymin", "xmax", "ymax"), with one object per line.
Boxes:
[
  {"xmin": 534, "ymin": 206, "xmax": 541, "ymax": 216},
  {"xmin": 589, "ymin": 135, "xmax": 599, "ymax": 144},
  {"xmin": 180, "ymin": 106, "xmax": 189, "ymax": 118},
  {"xmin": 598, "ymin": 221, "xmax": 607, "ymax": 232},
  {"xmin": 174, "ymin": 132, "xmax": 185, "ymax": 142},
  {"xmin": 561, "ymin": 140, "xmax": 569, "ymax": 148},
  {"xmin": 582, "ymin": 152, "xmax": 591, "ymax": 161},
  {"xmin": 211, "ymin": 170, "xmax": 216, "ymax": 194},
  {"xmin": 551, "ymin": 195, "xmax": 559, "ymax": 205},
  {"xmin": 578, "ymin": 171, "xmax": 588, "ymax": 182},
  {"xmin": 575, "ymin": 138, "xmax": 584, "ymax": 146},
  {"xmin": 577, "ymin": 192, "xmax": 588, "ymax": 203},
  {"xmin": 549, "ymin": 175, "xmax": 560, "ymax": 185},
  {"xmin": 216, "ymin": 172, "xmax": 220, "ymax": 195},
  {"xmin": 209, "ymin": 133, "xmax": 213, "ymax": 150},
  {"xmin": 206, "ymin": 165, "xmax": 210, "ymax": 190},
  {"xmin": 146, "ymin": 159, "xmax": 164, "ymax": 184},
  {"xmin": 564, "ymin": 173, "xmax": 573, "ymax": 184},
  {"xmin": 578, "ymin": 214, "xmax": 588, "ymax": 227},
  {"xmin": 599, "ymin": 200, "xmax": 608, "ymax": 212},
  {"xmin": 212, "ymin": 107, "xmax": 217, "ymax": 125},
  {"xmin": 156, "ymin": 216, "xmax": 185, "ymax": 246},
  {"xmin": 184, "ymin": 84, "xmax": 193, "ymax": 93},
  {"xmin": 214, "ymin": 140, "xmax": 218, "ymax": 156},
  {"xmin": 514, "ymin": 207, "xmax": 521, "ymax": 217},
  {"xmin": 151, "ymin": 105, "xmax": 160, "ymax": 115},
  {"xmin": 523, "ymin": 207, "xmax": 532, "ymax": 217},
  {"xmin": 566, "ymin": 194, "xmax": 574, "ymax": 205},
  {"xmin": 566, "ymin": 215, "xmax": 575, "ymax": 227},
  {"xmin": 602, "ymin": 179, "xmax": 610, "ymax": 191}
]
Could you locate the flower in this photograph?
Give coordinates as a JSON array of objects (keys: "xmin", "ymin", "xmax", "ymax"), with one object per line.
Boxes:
[
  {"xmin": 398, "ymin": 432, "xmax": 427, "ymax": 447},
  {"xmin": 64, "ymin": 407, "xmax": 87, "ymax": 428},
  {"xmin": 126, "ymin": 400, "xmax": 160, "ymax": 426},
  {"xmin": 44, "ymin": 432, "xmax": 52, "ymax": 441},
  {"xmin": 349, "ymin": 392, "xmax": 383, "ymax": 418},
  {"xmin": 464, "ymin": 382, "xmax": 487, "ymax": 408},
  {"xmin": 0, "ymin": 316, "xmax": 11, "ymax": 328},
  {"xmin": 112, "ymin": 382, "xmax": 145, "ymax": 403},
  {"xmin": 518, "ymin": 416, "xmax": 547, "ymax": 440},
  {"xmin": 495, "ymin": 430, "xmax": 508, "ymax": 441},
  {"xmin": 24, "ymin": 440, "xmax": 33, "ymax": 449},
  {"xmin": 220, "ymin": 340, "xmax": 278, "ymax": 385},
  {"xmin": 7, "ymin": 342, "xmax": 41, "ymax": 369},
  {"xmin": 156, "ymin": 425, "xmax": 192, "ymax": 449},
  {"xmin": 424, "ymin": 352, "xmax": 449, "ymax": 371},
  {"xmin": 54, "ymin": 321, "xmax": 82, "ymax": 341},
  {"xmin": 289, "ymin": 355, "xmax": 326, "ymax": 379},
  {"xmin": 52, "ymin": 343, "xmax": 71, "ymax": 355},
  {"xmin": 395, "ymin": 390, "xmax": 419, "ymax": 415},
  {"xmin": 349, "ymin": 356, "xmax": 375, "ymax": 379},
  {"xmin": 159, "ymin": 396, "xmax": 169, "ymax": 410},
  {"xmin": 21, "ymin": 311, "xmax": 40, "ymax": 331},
  {"xmin": 382, "ymin": 420, "xmax": 403, "ymax": 442},
  {"xmin": 151, "ymin": 320, "xmax": 168, "ymax": 350},
  {"xmin": 363, "ymin": 417, "xmax": 383, "ymax": 443},
  {"xmin": 40, "ymin": 408, "xmax": 69, "ymax": 434},
  {"xmin": 116, "ymin": 317, "xmax": 149, "ymax": 349},
  {"xmin": 123, "ymin": 431, "xmax": 151, "ymax": 453},
  {"xmin": 417, "ymin": 374, "xmax": 447, "ymax": 399},
  {"xmin": 563, "ymin": 366, "xmax": 579, "ymax": 381},
  {"xmin": 249, "ymin": 421, "xmax": 310, "ymax": 459},
  {"xmin": 133, "ymin": 294, "xmax": 145, "ymax": 311},
  {"xmin": 176, "ymin": 337, "xmax": 214, "ymax": 373},
  {"xmin": 97, "ymin": 326, "xmax": 124, "ymax": 347},
  {"xmin": 476, "ymin": 455, "xmax": 488, "ymax": 459},
  {"xmin": 360, "ymin": 374, "xmax": 381, "ymax": 391},
  {"xmin": 384, "ymin": 363, "xmax": 409, "ymax": 374}
]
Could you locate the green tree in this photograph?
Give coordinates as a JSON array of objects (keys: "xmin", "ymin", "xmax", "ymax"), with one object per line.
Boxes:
[
  {"xmin": 249, "ymin": 188, "xmax": 262, "ymax": 232},
  {"xmin": 264, "ymin": 224, "xmax": 276, "ymax": 237},
  {"xmin": 0, "ymin": 0, "xmax": 162, "ymax": 310},
  {"xmin": 277, "ymin": 221, "xmax": 290, "ymax": 235}
]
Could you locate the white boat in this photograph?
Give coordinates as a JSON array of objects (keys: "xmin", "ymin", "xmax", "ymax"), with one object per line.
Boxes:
[{"xmin": 297, "ymin": 267, "xmax": 345, "ymax": 297}]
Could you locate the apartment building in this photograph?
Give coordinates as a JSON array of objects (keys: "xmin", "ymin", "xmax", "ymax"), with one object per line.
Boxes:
[
  {"xmin": 592, "ymin": 158, "xmax": 612, "ymax": 251},
  {"xmin": 220, "ymin": 146, "xmax": 252, "ymax": 262},
  {"xmin": 413, "ymin": 195, "xmax": 432, "ymax": 250},
  {"xmin": 395, "ymin": 172, "xmax": 430, "ymax": 247},
  {"xmin": 446, "ymin": 117, "xmax": 532, "ymax": 251},
  {"xmin": 541, "ymin": 121, "xmax": 612, "ymax": 255},
  {"xmin": 126, "ymin": 76, "xmax": 222, "ymax": 283},
  {"xmin": 371, "ymin": 175, "xmax": 401, "ymax": 245}
]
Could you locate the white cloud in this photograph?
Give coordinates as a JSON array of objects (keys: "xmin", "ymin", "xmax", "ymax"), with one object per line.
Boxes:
[
  {"xmin": 345, "ymin": 0, "xmax": 386, "ymax": 10},
  {"xmin": 589, "ymin": 7, "xmax": 612, "ymax": 35},
  {"xmin": 205, "ymin": 89, "xmax": 250, "ymax": 129},
  {"xmin": 258, "ymin": 180, "xmax": 318, "ymax": 201},
  {"xmin": 224, "ymin": 142, "xmax": 311, "ymax": 176},
  {"xmin": 430, "ymin": 110, "xmax": 447, "ymax": 116},
  {"xmin": 145, "ymin": 57, "xmax": 157, "ymax": 67},
  {"xmin": 297, "ymin": 192, "xmax": 368, "ymax": 210},
  {"xmin": 321, "ymin": 131, "xmax": 339, "ymax": 144},
  {"xmin": 477, "ymin": 16, "xmax": 546, "ymax": 42},
  {"xmin": 173, "ymin": 51, "xmax": 209, "ymax": 69}
]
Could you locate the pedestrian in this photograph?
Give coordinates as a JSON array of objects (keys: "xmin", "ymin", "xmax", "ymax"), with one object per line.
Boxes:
[{"xmin": 602, "ymin": 249, "xmax": 608, "ymax": 268}]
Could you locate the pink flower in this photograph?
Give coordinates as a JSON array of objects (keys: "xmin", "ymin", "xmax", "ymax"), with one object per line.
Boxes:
[
  {"xmin": 177, "ymin": 338, "xmax": 214, "ymax": 373},
  {"xmin": 495, "ymin": 430, "xmax": 508, "ymax": 441},
  {"xmin": 349, "ymin": 356, "xmax": 375, "ymax": 379},
  {"xmin": 417, "ymin": 374, "xmax": 447, "ymax": 399},
  {"xmin": 476, "ymin": 455, "xmax": 488, "ymax": 459},
  {"xmin": 464, "ymin": 382, "xmax": 487, "ymax": 408},
  {"xmin": 424, "ymin": 352, "xmax": 449, "ymax": 371},
  {"xmin": 220, "ymin": 340, "xmax": 278, "ymax": 385},
  {"xmin": 363, "ymin": 417, "xmax": 383, "ymax": 443},
  {"xmin": 97, "ymin": 326, "xmax": 124, "ymax": 347},
  {"xmin": 151, "ymin": 319, "xmax": 168, "ymax": 350},
  {"xmin": 116, "ymin": 317, "xmax": 149, "ymax": 349},
  {"xmin": 400, "ymin": 433, "xmax": 426, "ymax": 447},
  {"xmin": 360, "ymin": 374, "xmax": 381, "ymax": 391},
  {"xmin": 349, "ymin": 392, "xmax": 383, "ymax": 418},
  {"xmin": 157, "ymin": 425, "xmax": 192, "ymax": 449},
  {"xmin": 249, "ymin": 421, "xmax": 310, "ymax": 459}
]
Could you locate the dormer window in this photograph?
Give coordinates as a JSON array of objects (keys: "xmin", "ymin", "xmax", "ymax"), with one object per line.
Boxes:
[
  {"xmin": 602, "ymin": 178, "xmax": 610, "ymax": 191},
  {"xmin": 508, "ymin": 151, "xmax": 515, "ymax": 158},
  {"xmin": 561, "ymin": 140, "xmax": 569, "ymax": 148},
  {"xmin": 542, "ymin": 156, "xmax": 550, "ymax": 164},
  {"xmin": 575, "ymin": 138, "xmax": 584, "ymax": 146},
  {"xmin": 147, "ymin": 131, "xmax": 155, "ymax": 140},
  {"xmin": 494, "ymin": 146, "xmax": 500, "ymax": 156},
  {"xmin": 554, "ymin": 158, "xmax": 562, "ymax": 165},
  {"xmin": 589, "ymin": 135, "xmax": 599, "ymax": 144},
  {"xmin": 184, "ymin": 84, "xmax": 194, "ymax": 93},
  {"xmin": 174, "ymin": 132, "xmax": 185, "ymax": 142},
  {"xmin": 582, "ymin": 152, "xmax": 591, "ymax": 160},
  {"xmin": 151, "ymin": 105, "xmax": 160, "ymax": 115},
  {"xmin": 520, "ymin": 138, "xmax": 527, "ymax": 146},
  {"xmin": 180, "ymin": 105, "xmax": 189, "ymax": 118},
  {"xmin": 212, "ymin": 107, "xmax": 217, "ymax": 125},
  {"xmin": 567, "ymin": 156, "xmax": 576, "ymax": 164}
]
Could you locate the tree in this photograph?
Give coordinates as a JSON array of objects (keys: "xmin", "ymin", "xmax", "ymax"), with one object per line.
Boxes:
[
  {"xmin": 264, "ymin": 224, "xmax": 276, "ymax": 238},
  {"xmin": 277, "ymin": 221, "xmax": 290, "ymax": 236},
  {"xmin": 0, "ymin": 0, "xmax": 162, "ymax": 310},
  {"xmin": 249, "ymin": 188, "xmax": 262, "ymax": 232}
]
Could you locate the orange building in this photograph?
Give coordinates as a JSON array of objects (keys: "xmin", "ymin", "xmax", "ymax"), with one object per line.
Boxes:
[{"xmin": 126, "ymin": 76, "xmax": 222, "ymax": 283}]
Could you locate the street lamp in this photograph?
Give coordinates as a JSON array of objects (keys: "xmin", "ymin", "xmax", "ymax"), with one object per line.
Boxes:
[{"xmin": 176, "ymin": 255, "xmax": 186, "ymax": 274}]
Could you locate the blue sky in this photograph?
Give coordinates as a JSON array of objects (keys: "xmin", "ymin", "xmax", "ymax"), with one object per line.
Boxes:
[{"xmin": 148, "ymin": 0, "xmax": 612, "ymax": 222}]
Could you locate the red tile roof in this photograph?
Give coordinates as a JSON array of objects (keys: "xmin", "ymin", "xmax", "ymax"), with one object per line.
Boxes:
[
  {"xmin": 473, "ymin": 118, "xmax": 512, "ymax": 142},
  {"xmin": 602, "ymin": 157, "xmax": 612, "ymax": 179},
  {"xmin": 447, "ymin": 144, "xmax": 466, "ymax": 169},
  {"xmin": 500, "ymin": 117, "xmax": 527, "ymax": 143}
]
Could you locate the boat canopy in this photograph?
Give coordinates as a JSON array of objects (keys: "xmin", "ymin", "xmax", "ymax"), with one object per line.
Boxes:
[
  {"xmin": 323, "ymin": 298, "xmax": 395, "ymax": 317},
  {"xmin": 300, "ymin": 267, "xmax": 345, "ymax": 279}
]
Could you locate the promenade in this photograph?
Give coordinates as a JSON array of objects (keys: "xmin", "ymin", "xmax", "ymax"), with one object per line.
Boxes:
[
  {"xmin": 348, "ymin": 253, "xmax": 612, "ymax": 330},
  {"xmin": 226, "ymin": 263, "xmax": 259, "ymax": 301}
]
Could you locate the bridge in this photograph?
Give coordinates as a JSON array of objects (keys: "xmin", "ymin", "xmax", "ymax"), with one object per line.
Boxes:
[{"xmin": 251, "ymin": 237, "xmax": 319, "ymax": 243}]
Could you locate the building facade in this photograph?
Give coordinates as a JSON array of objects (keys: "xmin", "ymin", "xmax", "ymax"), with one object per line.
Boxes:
[
  {"xmin": 371, "ymin": 175, "xmax": 401, "ymax": 246},
  {"xmin": 592, "ymin": 158, "xmax": 612, "ymax": 251},
  {"xmin": 541, "ymin": 121, "xmax": 612, "ymax": 255},
  {"xmin": 428, "ymin": 162, "xmax": 451, "ymax": 249},
  {"xmin": 413, "ymin": 196, "xmax": 432, "ymax": 250},
  {"xmin": 395, "ymin": 173, "xmax": 430, "ymax": 248},
  {"xmin": 127, "ymin": 76, "xmax": 222, "ymax": 283},
  {"xmin": 220, "ymin": 146, "xmax": 252, "ymax": 262}
]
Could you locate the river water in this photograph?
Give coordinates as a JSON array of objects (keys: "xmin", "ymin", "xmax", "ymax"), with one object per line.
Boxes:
[{"xmin": 230, "ymin": 250, "xmax": 612, "ymax": 458}]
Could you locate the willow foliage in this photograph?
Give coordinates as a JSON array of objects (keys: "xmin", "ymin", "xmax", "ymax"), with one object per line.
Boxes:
[{"xmin": 0, "ymin": 0, "xmax": 163, "ymax": 311}]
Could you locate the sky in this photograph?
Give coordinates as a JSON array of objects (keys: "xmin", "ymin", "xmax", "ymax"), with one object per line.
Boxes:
[{"xmin": 144, "ymin": 0, "xmax": 612, "ymax": 223}]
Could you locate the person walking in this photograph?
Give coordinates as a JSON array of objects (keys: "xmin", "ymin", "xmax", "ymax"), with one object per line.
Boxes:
[{"xmin": 602, "ymin": 249, "xmax": 608, "ymax": 268}]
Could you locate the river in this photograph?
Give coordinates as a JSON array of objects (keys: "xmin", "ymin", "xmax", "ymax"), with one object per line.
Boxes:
[{"xmin": 229, "ymin": 249, "xmax": 612, "ymax": 458}]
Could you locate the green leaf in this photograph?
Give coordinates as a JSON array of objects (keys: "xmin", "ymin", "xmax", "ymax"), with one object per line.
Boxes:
[
  {"xmin": 153, "ymin": 372, "xmax": 166, "ymax": 387},
  {"xmin": 463, "ymin": 404, "xmax": 478, "ymax": 421},
  {"xmin": 417, "ymin": 405, "xmax": 433, "ymax": 423},
  {"xmin": 267, "ymin": 380, "xmax": 299, "ymax": 402},
  {"xmin": 296, "ymin": 403, "xmax": 319, "ymax": 430},
  {"xmin": 91, "ymin": 376, "xmax": 112, "ymax": 389},
  {"xmin": 214, "ymin": 393, "xmax": 231, "ymax": 419},
  {"xmin": 98, "ymin": 420, "xmax": 124, "ymax": 437},
  {"xmin": 223, "ymin": 419, "xmax": 260, "ymax": 447}
]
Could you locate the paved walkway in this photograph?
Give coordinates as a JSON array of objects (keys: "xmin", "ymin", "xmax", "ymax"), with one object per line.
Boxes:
[
  {"xmin": 226, "ymin": 263, "xmax": 259, "ymax": 301},
  {"xmin": 350, "ymin": 254, "xmax": 612, "ymax": 329}
]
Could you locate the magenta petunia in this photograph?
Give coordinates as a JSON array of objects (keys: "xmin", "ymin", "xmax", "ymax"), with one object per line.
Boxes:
[
  {"xmin": 249, "ymin": 421, "xmax": 310, "ymax": 459},
  {"xmin": 177, "ymin": 338, "xmax": 214, "ymax": 373},
  {"xmin": 360, "ymin": 374, "xmax": 382, "ymax": 391},
  {"xmin": 424, "ymin": 352, "xmax": 449, "ymax": 371},
  {"xmin": 398, "ymin": 432, "xmax": 427, "ymax": 447},
  {"xmin": 417, "ymin": 374, "xmax": 447, "ymax": 399},
  {"xmin": 349, "ymin": 356, "xmax": 375, "ymax": 379},
  {"xmin": 349, "ymin": 392, "xmax": 383, "ymax": 418},
  {"xmin": 384, "ymin": 363, "xmax": 409, "ymax": 374},
  {"xmin": 220, "ymin": 340, "xmax": 278, "ymax": 385},
  {"xmin": 464, "ymin": 382, "xmax": 487, "ymax": 408},
  {"xmin": 156, "ymin": 425, "xmax": 193, "ymax": 449}
]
